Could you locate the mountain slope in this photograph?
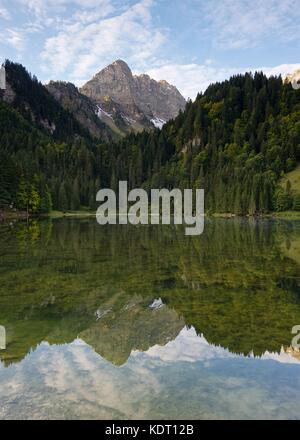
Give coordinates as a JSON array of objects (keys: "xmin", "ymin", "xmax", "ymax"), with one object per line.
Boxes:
[
  {"xmin": 134, "ymin": 74, "xmax": 186, "ymax": 122},
  {"xmin": 281, "ymin": 164, "xmax": 300, "ymax": 192},
  {"xmin": 46, "ymin": 81, "xmax": 113, "ymax": 141},
  {"xmin": 1, "ymin": 62, "xmax": 300, "ymax": 216},
  {"xmin": 0, "ymin": 62, "xmax": 112, "ymax": 213},
  {"xmin": 104, "ymin": 72, "xmax": 300, "ymax": 214},
  {"xmin": 2, "ymin": 61, "xmax": 99, "ymax": 143},
  {"xmin": 80, "ymin": 60, "xmax": 186, "ymax": 131}
]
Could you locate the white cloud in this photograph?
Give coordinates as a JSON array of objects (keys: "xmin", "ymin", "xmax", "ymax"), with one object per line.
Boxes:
[
  {"xmin": 15, "ymin": 0, "xmax": 114, "ymax": 35},
  {"xmin": 3, "ymin": 29, "xmax": 25, "ymax": 51},
  {"xmin": 262, "ymin": 63, "xmax": 300, "ymax": 78},
  {"xmin": 144, "ymin": 327, "xmax": 235, "ymax": 363},
  {"xmin": 201, "ymin": 0, "xmax": 300, "ymax": 49},
  {"xmin": 19, "ymin": 0, "xmax": 108, "ymax": 17},
  {"xmin": 3, "ymin": 0, "xmax": 300, "ymax": 101},
  {"xmin": 146, "ymin": 63, "xmax": 238, "ymax": 100},
  {"xmin": 72, "ymin": 2, "xmax": 115, "ymax": 24},
  {"xmin": 0, "ymin": 6, "xmax": 10, "ymax": 20},
  {"xmin": 19, "ymin": 0, "xmax": 48, "ymax": 17},
  {"xmin": 146, "ymin": 62, "xmax": 300, "ymax": 100},
  {"xmin": 40, "ymin": 0, "xmax": 165, "ymax": 78}
]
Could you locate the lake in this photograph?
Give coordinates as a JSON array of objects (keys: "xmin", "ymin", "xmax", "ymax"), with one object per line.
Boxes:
[{"xmin": 0, "ymin": 218, "xmax": 300, "ymax": 420}]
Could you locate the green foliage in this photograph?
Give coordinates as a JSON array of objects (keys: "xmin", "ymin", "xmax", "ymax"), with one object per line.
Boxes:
[
  {"xmin": 4, "ymin": 60, "xmax": 93, "ymax": 142},
  {"xmin": 1, "ymin": 218, "xmax": 300, "ymax": 364},
  {"xmin": 274, "ymin": 188, "xmax": 293, "ymax": 212},
  {"xmin": 58, "ymin": 182, "xmax": 68, "ymax": 212},
  {"xmin": 16, "ymin": 177, "xmax": 41, "ymax": 213},
  {"xmin": 39, "ymin": 185, "xmax": 53, "ymax": 213},
  {"xmin": 293, "ymin": 193, "xmax": 300, "ymax": 211},
  {"xmin": 0, "ymin": 152, "xmax": 17, "ymax": 207},
  {"xmin": 1, "ymin": 63, "xmax": 300, "ymax": 215},
  {"xmin": 99, "ymin": 71, "xmax": 300, "ymax": 215}
]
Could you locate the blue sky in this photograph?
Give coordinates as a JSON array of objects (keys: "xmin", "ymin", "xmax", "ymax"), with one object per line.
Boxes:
[{"xmin": 0, "ymin": 0, "xmax": 300, "ymax": 99}]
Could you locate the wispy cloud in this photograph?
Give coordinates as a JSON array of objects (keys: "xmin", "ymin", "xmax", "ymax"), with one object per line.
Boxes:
[
  {"xmin": 200, "ymin": 0, "xmax": 300, "ymax": 49},
  {"xmin": 3, "ymin": 29, "xmax": 25, "ymax": 51},
  {"xmin": 1, "ymin": 0, "xmax": 300, "ymax": 100},
  {"xmin": 19, "ymin": 0, "xmax": 113, "ymax": 18},
  {"xmin": 0, "ymin": 5, "xmax": 10, "ymax": 20},
  {"xmin": 40, "ymin": 0, "xmax": 166, "ymax": 78},
  {"xmin": 146, "ymin": 62, "xmax": 300, "ymax": 100}
]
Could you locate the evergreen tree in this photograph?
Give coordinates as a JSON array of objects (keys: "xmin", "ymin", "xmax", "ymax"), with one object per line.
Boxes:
[
  {"xmin": 58, "ymin": 182, "xmax": 68, "ymax": 211},
  {"xmin": 274, "ymin": 189, "xmax": 293, "ymax": 212},
  {"xmin": 2, "ymin": 63, "xmax": 300, "ymax": 216},
  {"xmin": 16, "ymin": 178, "xmax": 40, "ymax": 214},
  {"xmin": 293, "ymin": 194, "xmax": 300, "ymax": 211},
  {"xmin": 71, "ymin": 178, "xmax": 81, "ymax": 211},
  {"xmin": 40, "ymin": 185, "xmax": 53, "ymax": 213}
]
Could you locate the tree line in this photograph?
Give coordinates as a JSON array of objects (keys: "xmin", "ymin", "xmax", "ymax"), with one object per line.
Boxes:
[{"xmin": 0, "ymin": 62, "xmax": 300, "ymax": 215}]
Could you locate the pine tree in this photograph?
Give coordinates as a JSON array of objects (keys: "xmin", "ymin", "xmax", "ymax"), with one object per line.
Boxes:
[
  {"xmin": 16, "ymin": 178, "xmax": 40, "ymax": 214},
  {"xmin": 29, "ymin": 184, "xmax": 40, "ymax": 213},
  {"xmin": 58, "ymin": 182, "xmax": 68, "ymax": 212},
  {"xmin": 16, "ymin": 177, "xmax": 29, "ymax": 214},
  {"xmin": 71, "ymin": 178, "xmax": 80, "ymax": 211},
  {"xmin": 293, "ymin": 194, "xmax": 300, "ymax": 211},
  {"xmin": 40, "ymin": 186, "xmax": 53, "ymax": 213},
  {"xmin": 274, "ymin": 189, "xmax": 293, "ymax": 212}
]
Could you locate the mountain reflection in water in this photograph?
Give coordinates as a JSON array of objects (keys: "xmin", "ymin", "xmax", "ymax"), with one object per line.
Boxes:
[{"xmin": 0, "ymin": 218, "xmax": 300, "ymax": 419}]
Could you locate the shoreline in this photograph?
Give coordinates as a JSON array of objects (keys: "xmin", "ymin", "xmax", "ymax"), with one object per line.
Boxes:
[
  {"xmin": 1, "ymin": 209, "xmax": 300, "ymax": 222},
  {"xmin": 212, "ymin": 211, "xmax": 300, "ymax": 220}
]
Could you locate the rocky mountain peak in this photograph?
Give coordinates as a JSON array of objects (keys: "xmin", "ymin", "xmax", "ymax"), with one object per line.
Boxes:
[
  {"xmin": 80, "ymin": 60, "xmax": 186, "ymax": 130},
  {"xmin": 284, "ymin": 67, "xmax": 300, "ymax": 89},
  {"xmin": 97, "ymin": 59, "xmax": 133, "ymax": 81},
  {"xmin": 81, "ymin": 60, "xmax": 136, "ymax": 111},
  {"xmin": 112, "ymin": 59, "xmax": 132, "ymax": 71}
]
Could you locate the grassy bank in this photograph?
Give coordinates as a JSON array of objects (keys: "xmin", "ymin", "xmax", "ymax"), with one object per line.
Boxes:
[
  {"xmin": 0, "ymin": 209, "xmax": 30, "ymax": 220},
  {"xmin": 280, "ymin": 164, "xmax": 300, "ymax": 193},
  {"xmin": 1, "ymin": 209, "xmax": 300, "ymax": 221},
  {"xmin": 271, "ymin": 211, "xmax": 300, "ymax": 220},
  {"xmin": 0, "ymin": 209, "xmax": 96, "ymax": 221},
  {"xmin": 49, "ymin": 210, "xmax": 95, "ymax": 218}
]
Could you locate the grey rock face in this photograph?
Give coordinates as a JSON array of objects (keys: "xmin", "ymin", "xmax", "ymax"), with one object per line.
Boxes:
[
  {"xmin": 81, "ymin": 60, "xmax": 138, "ymax": 115},
  {"xmin": 80, "ymin": 60, "xmax": 186, "ymax": 128},
  {"xmin": 133, "ymin": 74, "xmax": 186, "ymax": 121},
  {"xmin": 284, "ymin": 68, "xmax": 300, "ymax": 90},
  {"xmin": 1, "ymin": 81, "xmax": 15, "ymax": 104},
  {"xmin": 46, "ymin": 81, "xmax": 112, "ymax": 140}
]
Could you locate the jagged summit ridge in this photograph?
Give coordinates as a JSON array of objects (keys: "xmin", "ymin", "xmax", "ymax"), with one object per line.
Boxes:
[{"xmin": 80, "ymin": 60, "xmax": 186, "ymax": 128}]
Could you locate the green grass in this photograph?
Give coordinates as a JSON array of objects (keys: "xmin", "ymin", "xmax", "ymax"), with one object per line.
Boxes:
[
  {"xmin": 49, "ymin": 210, "xmax": 95, "ymax": 218},
  {"xmin": 272, "ymin": 211, "xmax": 300, "ymax": 220},
  {"xmin": 280, "ymin": 164, "xmax": 300, "ymax": 194}
]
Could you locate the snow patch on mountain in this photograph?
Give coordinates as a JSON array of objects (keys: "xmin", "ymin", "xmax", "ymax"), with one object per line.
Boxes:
[
  {"xmin": 95, "ymin": 105, "xmax": 113, "ymax": 120},
  {"xmin": 123, "ymin": 115, "xmax": 137, "ymax": 125},
  {"xmin": 149, "ymin": 298, "xmax": 164, "ymax": 310},
  {"xmin": 151, "ymin": 117, "xmax": 166, "ymax": 129}
]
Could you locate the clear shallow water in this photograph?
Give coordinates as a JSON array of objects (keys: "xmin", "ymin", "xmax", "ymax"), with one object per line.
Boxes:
[{"xmin": 0, "ymin": 218, "xmax": 300, "ymax": 420}]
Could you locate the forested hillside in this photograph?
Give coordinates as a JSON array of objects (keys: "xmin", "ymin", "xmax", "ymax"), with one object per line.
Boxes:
[
  {"xmin": 1, "ymin": 62, "xmax": 300, "ymax": 215},
  {"xmin": 3, "ymin": 61, "xmax": 103, "ymax": 143},
  {"xmin": 0, "ymin": 62, "xmax": 113, "ymax": 213},
  {"xmin": 0, "ymin": 98, "xmax": 112, "ymax": 213},
  {"xmin": 108, "ymin": 72, "xmax": 300, "ymax": 214}
]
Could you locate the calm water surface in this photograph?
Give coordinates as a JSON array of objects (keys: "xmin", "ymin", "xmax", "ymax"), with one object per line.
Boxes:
[{"xmin": 0, "ymin": 218, "xmax": 300, "ymax": 420}]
